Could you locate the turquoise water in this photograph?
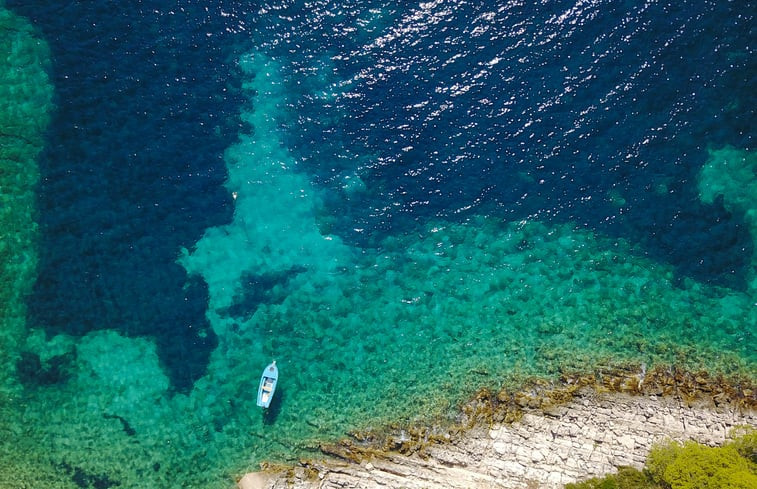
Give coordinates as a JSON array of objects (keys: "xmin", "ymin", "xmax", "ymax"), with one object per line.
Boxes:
[{"xmin": 1, "ymin": 1, "xmax": 755, "ymax": 488}]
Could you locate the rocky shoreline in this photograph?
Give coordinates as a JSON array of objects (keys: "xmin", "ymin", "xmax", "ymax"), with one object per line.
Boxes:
[{"xmin": 238, "ymin": 367, "xmax": 756, "ymax": 489}]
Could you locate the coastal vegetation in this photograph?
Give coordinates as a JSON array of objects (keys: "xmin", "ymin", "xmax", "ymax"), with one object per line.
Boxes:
[{"xmin": 566, "ymin": 428, "xmax": 757, "ymax": 489}]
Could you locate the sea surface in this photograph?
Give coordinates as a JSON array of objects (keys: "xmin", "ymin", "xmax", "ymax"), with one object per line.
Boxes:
[{"xmin": 1, "ymin": 1, "xmax": 754, "ymax": 487}]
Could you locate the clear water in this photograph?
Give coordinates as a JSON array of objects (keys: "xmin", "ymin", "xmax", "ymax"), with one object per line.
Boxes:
[{"xmin": 1, "ymin": 1, "xmax": 754, "ymax": 488}]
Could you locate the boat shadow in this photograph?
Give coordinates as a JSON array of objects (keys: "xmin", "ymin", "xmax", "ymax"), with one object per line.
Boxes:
[{"xmin": 262, "ymin": 387, "xmax": 283, "ymax": 425}]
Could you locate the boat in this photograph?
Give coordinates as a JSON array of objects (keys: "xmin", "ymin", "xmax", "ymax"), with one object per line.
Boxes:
[{"xmin": 256, "ymin": 361, "xmax": 278, "ymax": 408}]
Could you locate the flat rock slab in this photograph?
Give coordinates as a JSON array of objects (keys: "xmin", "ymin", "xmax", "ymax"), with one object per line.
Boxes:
[{"xmin": 239, "ymin": 389, "xmax": 756, "ymax": 489}]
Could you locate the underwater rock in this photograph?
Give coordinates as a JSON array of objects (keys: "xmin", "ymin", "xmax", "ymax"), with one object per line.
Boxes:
[
  {"xmin": 239, "ymin": 472, "xmax": 275, "ymax": 489},
  {"xmin": 16, "ymin": 350, "xmax": 75, "ymax": 386},
  {"xmin": 102, "ymin": 413, "xmax": 136, "ymax": 437},
  {"xmin": 59, "ymin": 461, "xmax": 120, "ymax": 489}
]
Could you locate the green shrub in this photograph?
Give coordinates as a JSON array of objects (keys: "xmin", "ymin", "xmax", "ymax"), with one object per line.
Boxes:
[
  {"xmin": 664, "ymin": 442, "xmax": 756, "ymax": 489},
  {"xmin": 647, "ymin": 439, "xmax": 685, "ymax": 485},
  {"xmin": 727, "ymin": 426, "xmax": 757, "ymax": 464},
  {"xmin": 568, "ymin": 430, "xmax": 757, "ymax": 489},
  {"xmin": 646, "ymin": 433, "xmax": 757, "ymax": 489},
  {"xmin": 565, "ymin": 466, "xmax": 660, "ymax": 489}
]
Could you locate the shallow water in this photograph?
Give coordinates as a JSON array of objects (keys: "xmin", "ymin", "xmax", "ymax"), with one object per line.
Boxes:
[{"xmin": 1, "ymin": 1, "xmax": 755, "ymax": 487}]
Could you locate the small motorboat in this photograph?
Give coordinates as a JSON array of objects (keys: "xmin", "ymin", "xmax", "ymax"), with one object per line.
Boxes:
[{"xmin": 257, "ymin": 361, "xmax": 278, "ymax": 408}]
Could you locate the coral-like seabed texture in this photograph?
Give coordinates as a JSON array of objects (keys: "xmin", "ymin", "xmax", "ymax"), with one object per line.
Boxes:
[
  {"xmin": 1, "ymin": 2, "xmax": 754, "ymax": 489},
  {"xmin": 0, "ymin": 0, "xmax": 54, "ymax": 483}
]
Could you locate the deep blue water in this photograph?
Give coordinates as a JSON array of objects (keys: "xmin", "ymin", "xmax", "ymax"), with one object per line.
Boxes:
[
  {"xmin": 267, "ymin": 0, "xmax": 754, "ymax": 278},
  {"xmin": 11, "ymin": 0, "xmax": 754, "ymax": 394},
  {"xmin": 11, "ymin": 1, "xmax": 252, "ymax": 390}
]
